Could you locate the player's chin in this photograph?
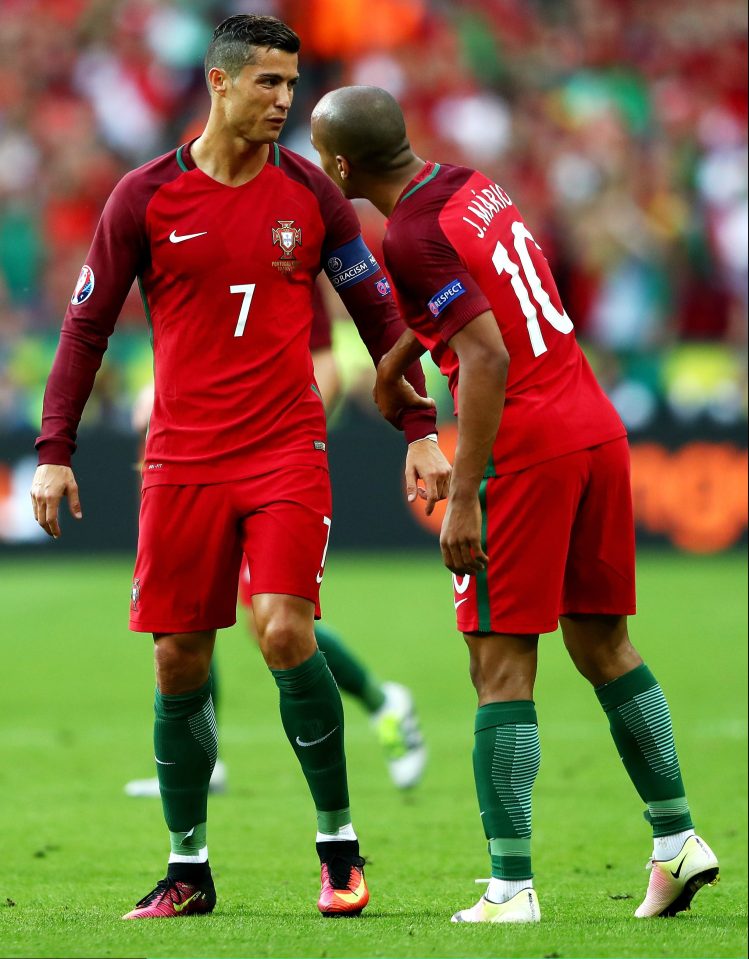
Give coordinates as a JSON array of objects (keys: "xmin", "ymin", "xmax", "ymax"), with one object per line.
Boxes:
[{"xmin": 265, "ymin": 120, "xmax": 286, "ymax": 139}]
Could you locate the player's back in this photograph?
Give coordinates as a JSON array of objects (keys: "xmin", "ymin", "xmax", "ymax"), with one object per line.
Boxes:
[{"xmin": 384, "ymin": 162, "xmax": 625, "ymax": 476}]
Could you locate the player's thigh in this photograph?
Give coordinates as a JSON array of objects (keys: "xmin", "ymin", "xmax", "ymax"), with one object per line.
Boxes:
[
  {"xmin": 131, "ymin": 483, "xmax": 243, "ymax": 634},
  {"xmin": 453, "ymin": 455, "xmax": 587, "ymax": 635},
  {"xmin": 561, "ymin": 438, "xmax": 637, "ymax": 617},
  {"xmin": 240, "ymin": 466, "xmax": 332, "ymax": 618}
]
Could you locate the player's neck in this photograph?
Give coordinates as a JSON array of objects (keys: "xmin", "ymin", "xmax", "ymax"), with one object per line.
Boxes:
[
  {"xmin": 190, "ymin": 125, "xmax": 272, "ymax": 187},
  {"xmin": 364, "ymin": 157, "xmax": 427, "ymax": 218}
]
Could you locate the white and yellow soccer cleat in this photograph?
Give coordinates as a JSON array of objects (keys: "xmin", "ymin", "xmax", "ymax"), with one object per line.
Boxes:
[
  {"xmin": 635, "ymin": 835, "xmax": 719, "ymax": 918},
  {"xmin": 451, "ymin": 888, "xmax": 541, "ymax": 924},
  {"xmin": 371, "ymin": 682, "xmax": 427, "ymax": 789}
]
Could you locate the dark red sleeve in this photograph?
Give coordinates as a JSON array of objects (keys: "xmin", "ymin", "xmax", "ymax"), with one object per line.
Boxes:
[
  {"xmin": 36, "ymin": 173, "xmax": 148, "ymax": 465},
  {"xmin": 334, "ymin": 269, "xmax": 436, "ymax": 442},
  {"xmin": 384, "ymin": 217, "xmax": 490, "ymax": 344},
  {"xmin": 319, "ymin": 187, "xmax": 437, "ymax": 442}
]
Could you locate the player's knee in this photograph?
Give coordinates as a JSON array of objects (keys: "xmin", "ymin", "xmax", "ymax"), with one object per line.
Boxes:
[
  {"xmin": 468, "ymin": 654, "xmax": 534, "ymax": 702},
  {"xmin": 154, "ymin": 632, "xmax": 212, "ymax": 693},
  {"xmin": 257, "ymin": 614, "xmax": 314, "ymax": 670},
  {"xmin": 562, "ymin": 615, "xmax": 640, "ymax": 685}
]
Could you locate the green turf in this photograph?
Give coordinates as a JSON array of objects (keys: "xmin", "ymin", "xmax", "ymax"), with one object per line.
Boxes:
[{"xmin": 0, "ymin": 550, "xmax": 746, "ymax": 958}]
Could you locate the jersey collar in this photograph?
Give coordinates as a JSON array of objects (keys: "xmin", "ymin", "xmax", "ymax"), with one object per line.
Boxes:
[
  {"xmin": 394, "ymin": 161, "xmax": 441, "ymax": 208},
  {"xmin": 175, "ymin": 140, "xmax": 280, "ymax": 175}
]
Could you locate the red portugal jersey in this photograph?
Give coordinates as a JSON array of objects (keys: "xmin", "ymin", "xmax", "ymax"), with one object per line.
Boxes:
[
  {"xmin": 37, "ymin": 142, "xmax": 435, "ymax": 485},
  {"xmin": 383, "ymin": 162, "xmax": 625, "ymax": 476}
]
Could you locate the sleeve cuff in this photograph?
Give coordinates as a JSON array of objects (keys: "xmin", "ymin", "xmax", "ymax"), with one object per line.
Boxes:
[
  {"xmin": 402, "ymin": 408, "xmax": 438, "ymax": 444},
  {"xmin": 36, "ymin": 441, "xmax": 74, "ymax": 467}
]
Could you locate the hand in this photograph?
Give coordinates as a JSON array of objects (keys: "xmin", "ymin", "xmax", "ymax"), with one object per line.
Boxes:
[
  {"xmin": 30, "ymin": 464, "xmax": 83, "ymax": 539},
  {"xmin": 439, "ymin": 494, "xmax": 488, "ymax": 574},
  {"xmin": 405, "ymin": 439, "xmax": 451, "ymax": 516},
  {"xmin": 373, "ymin": 367, "xmax": 435, "ymax": 429}
]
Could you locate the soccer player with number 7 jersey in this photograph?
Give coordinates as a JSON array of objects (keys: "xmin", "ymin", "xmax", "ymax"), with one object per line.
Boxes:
[
  {"xmin": 311, "ymin": 86, "xmax": 719, "ymax": 924},
  {"xmin": 30, "ymin": 17, "xmax": 451, "ymax": 921}
]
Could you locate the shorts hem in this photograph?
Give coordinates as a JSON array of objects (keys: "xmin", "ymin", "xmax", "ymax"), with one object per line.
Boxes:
[
  {"xmin": 559, "ymin": 605, "xmax": 637, "ymax": 617},
  {"xmin": 458, "ymin": 620, "xmax": 560, "ymax": 636},
  {"xmin": 129, "ymin": 617, "xmax": 237, "ymax": 634}
]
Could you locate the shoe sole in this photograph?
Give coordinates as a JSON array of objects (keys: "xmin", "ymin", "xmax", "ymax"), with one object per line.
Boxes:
[
  {"xmin": 320, "ymin": 908, "xmax": 365, "ymax": 918},
  {"xmin": 658, "ymin": 867, "xmax": 720, "ymax": 917}
]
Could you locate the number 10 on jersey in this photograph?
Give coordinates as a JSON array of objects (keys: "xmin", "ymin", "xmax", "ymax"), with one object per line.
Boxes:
[{"xmin": 492, "ymin": 222, "xmax": 574, "ymax": 357}]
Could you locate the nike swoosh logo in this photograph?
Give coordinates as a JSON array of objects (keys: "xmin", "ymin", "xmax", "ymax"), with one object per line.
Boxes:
[
  {"xmin": 454, "ymin": 598, "xmax": 469, "ymax": 609},
  {"xmin": 155, "ymin": 757, "xmax": 176, "ymax": 765},
  {"xmin": 671, "ymin": 855, "xmax": 688, "ymax": 879},
  {"xmin": 295, "ymin": 726, "xmax": 339, "ymax": 748},
  {"xmin": 169, "ymin": 230, "xmax": 208, "ymax": 244},
  {"xmin": 336, "ymin": 875, "xmax": 366, "ymax": 904},
  {"xmin": 173, "ymin": 891, "xmax": 203, "ymax": 913}
]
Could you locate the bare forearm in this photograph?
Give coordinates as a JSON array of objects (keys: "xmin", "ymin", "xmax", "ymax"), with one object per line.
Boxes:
[{"xmin": 451, "ymin": 353, "xmax": 507, "ymax": 499}]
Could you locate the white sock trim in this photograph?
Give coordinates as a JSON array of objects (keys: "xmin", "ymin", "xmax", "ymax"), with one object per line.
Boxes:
[
  {"xmin": 169, "ymin": 845, "xmax": 208, "ymax": 864},
  {"xmin": 316, "ymin": 823, "xmax": 357, "ymax": 842},
  {"xmin": 486, "ymin": 877, "xmax": 533, "ymax": 904},
  {"xmin": 653, "ymin": 829, "xmax": 695, "ymax": 861}
]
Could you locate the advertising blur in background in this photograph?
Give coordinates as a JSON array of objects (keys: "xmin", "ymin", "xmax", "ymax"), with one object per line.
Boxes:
[{"xmin": 0, "ymin": 0, "xmax": 746, "ymax": 553}]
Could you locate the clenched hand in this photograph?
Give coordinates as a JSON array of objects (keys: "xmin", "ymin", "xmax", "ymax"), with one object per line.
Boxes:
[{"xmin": 440, "ymin": 494, "xmax": 488, "ymax": 574}]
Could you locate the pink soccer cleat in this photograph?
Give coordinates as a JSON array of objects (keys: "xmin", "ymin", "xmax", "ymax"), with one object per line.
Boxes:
[{"xmin": 122, "ymin": 874, "xmax": 216, "ymax": 919}]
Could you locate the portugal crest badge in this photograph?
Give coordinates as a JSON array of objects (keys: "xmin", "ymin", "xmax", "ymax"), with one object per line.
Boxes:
[{"xmin": 272, "ymin": 220, "xmax": 302, "ymax": 272}]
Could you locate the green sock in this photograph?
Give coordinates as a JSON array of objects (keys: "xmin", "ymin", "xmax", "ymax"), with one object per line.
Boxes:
[
  {"xmin": 271, "ymin": 649, "xmax": 350, "ymax": 833},
  {"xmin": 209, "ymin": 658, "xmax": 220, "ymax": 719},
  {"xmin": 473, "ymin": 701, "xmax": 539, "ymax": 880},
  {"xmin": 595, "ymin": 663, "xmax": 693, "ymax": 837},
  {"xmin": 154, "ymin": 678, "xmax": 217, "ymax": 856},
  {"xmin": 315, "ymin": 621, "xmax": 385, "ymax": 713}
]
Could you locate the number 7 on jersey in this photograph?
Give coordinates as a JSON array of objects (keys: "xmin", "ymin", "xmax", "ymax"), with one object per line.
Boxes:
[{"xmin": 230, "ymin": 283, "xmax": 256, "ymax": 337}]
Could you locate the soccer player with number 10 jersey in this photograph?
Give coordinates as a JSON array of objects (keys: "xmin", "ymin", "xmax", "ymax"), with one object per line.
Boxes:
[
  {"xmin": 311, "ymin": 86, "xmax": 719, "ymax": 924},
  {"xmin": 30, "ymin": 17, "xmax": 451, "ymax": 920}
]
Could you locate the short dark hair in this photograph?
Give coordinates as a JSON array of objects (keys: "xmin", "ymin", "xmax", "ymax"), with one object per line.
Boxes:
[{"xmin": 204, "ymin": 15, "xmax": 300, "ymax": 84}]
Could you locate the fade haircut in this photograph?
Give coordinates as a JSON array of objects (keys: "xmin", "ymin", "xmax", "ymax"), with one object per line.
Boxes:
[{"xmin": 204, "ymin": 14, "xmax": 300, "ymax": 86}]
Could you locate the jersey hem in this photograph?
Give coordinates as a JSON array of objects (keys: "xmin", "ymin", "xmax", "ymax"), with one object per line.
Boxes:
[
  {"xmin": 140, "ymin": 454, "xmax": 329, "ymax": 488},
  {"xmin": 485, "ymin": 429, "xmax": 627, "ymax": 479}
]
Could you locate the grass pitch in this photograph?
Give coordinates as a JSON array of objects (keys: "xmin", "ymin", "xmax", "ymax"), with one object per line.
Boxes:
[{"xmin": 0, "ymin": 549, "xmax": 746, "ymax": 959}]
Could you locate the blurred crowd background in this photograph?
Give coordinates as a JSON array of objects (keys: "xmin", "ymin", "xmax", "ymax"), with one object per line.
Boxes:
[{"xmin": 0, "ymin": 0, "xmax": 746, "ymax": 434}]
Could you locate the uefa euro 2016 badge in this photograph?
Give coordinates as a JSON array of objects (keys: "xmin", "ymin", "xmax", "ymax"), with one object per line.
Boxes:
[
  {"xmin": 71, "ymin": 264, "xmax": 95, "ymax": 304},
  {"xmin": 271, "ymin": 219, "xmax": 302, "ymax": 273}
]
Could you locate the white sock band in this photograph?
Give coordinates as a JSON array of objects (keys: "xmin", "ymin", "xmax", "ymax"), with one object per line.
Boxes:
[
  {"xmin": 316, "ymin": 823, "xmax": 357, "ymax": 842},
  {"xmin": 169, "ymin": 845, "xmax": 208, "ymax": 864}
]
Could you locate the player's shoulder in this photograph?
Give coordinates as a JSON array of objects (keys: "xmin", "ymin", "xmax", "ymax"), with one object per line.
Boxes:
[
  {"xmin": 276, "ymin": 145, "xmax": 342, "ymax": 200},
  {"xmin": 108, "ymin": 147, "xmax": 184, "ymax": 216},
  {"xmin": 384, "ymin": 163, "xmax": 469, "ymax": 259}
]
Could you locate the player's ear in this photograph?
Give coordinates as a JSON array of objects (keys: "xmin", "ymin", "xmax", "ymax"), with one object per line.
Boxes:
[
  {"xmin": 336, "ymin": 156, "xmax": 351, "ymax": 180},
  {"xmin": 207, "ymin": 66, "xmax": 229, "ymax": 97}
]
